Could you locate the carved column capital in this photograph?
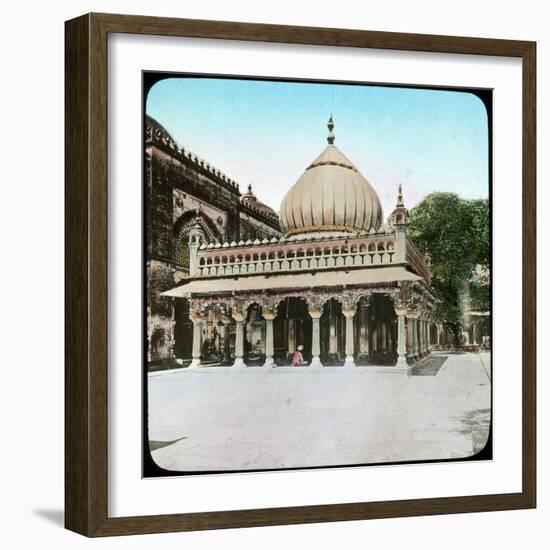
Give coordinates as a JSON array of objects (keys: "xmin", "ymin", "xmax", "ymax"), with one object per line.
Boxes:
[
  {"xmin": 231, "ymin": 305, "xmax": 247, "ymax": 323},
  {"xmin": 262, "ymin": 307, "xmax": 277, "ymax": 321},
  {"xmin": 393, "ymin": 297, "xmax": 408, "ymax": 317},
  {"xmin": 258, "ymin": 297, "xmax": 279, "ymax": 321},
  {"xmin": 407, "ymin": 308, "xmax": 420, "ymax": 319},
  {"xmin": 307, "ymin": 304, "xmax": 323, "ymax": 319},
  {"xmin": 342, "ymin": 304, "xmax": 357, "ymax": 318},
  {"xmin": 189, "ymin": 307, "xmax": 204, "ymax": 323}
]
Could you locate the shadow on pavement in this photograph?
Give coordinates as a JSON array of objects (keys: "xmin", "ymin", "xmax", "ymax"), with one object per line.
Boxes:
[
  {"xmin": 410, "ymin": 355, "xmax": 448, "ymax": 376},
  {"xmin": 149, "ymin": 436, "xmax": 187, "ymax": 451}
]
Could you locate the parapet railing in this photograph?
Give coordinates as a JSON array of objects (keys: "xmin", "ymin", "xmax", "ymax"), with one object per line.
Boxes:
[
  {"xmin": 406, "ymin": 239, "xmax": 431, "ymax": 284},
  {"xmin": 194, "ymin": 233, "xmax": 397, "ymax": 278}
]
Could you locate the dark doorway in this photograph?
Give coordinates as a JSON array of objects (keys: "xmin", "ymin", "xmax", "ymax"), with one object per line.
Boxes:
[
  {"xmin": 320, "ymin": 298, "xmax": 343, "ymax": 365},
  {"xmin": 174, "ymin": 298, "xmax": 193, "ymax": 361}
]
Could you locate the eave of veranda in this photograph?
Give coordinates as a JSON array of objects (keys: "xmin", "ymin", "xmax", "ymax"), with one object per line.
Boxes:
[{"xmin": 163, "ymin": 265, "xmax": 424, "ymax": 301}]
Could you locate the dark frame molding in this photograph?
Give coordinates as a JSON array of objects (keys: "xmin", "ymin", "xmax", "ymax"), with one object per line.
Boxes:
[{"xmin": 65, "ymin": 12, "xmax": 536, "ymax": 537}]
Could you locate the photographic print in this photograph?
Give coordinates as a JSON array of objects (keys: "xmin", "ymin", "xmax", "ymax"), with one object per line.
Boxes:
[{"xmin": 144, "ymin": 75, "xmax": 492, "ymax": 475}]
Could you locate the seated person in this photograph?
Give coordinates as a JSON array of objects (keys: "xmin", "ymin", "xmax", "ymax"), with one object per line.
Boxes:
[{"xmin": 291, "ymin": 345, "xmax": 307, "ymax": 366}]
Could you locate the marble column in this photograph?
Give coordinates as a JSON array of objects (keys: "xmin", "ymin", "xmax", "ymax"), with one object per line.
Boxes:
[
  {"xmin": 406, "ymin": 316, "xmax": 414, "ymax": 361},
  {"xmin": 371, "ymin": 316, "xmax": 377, "ymax": 354},
  {"xmin": 395, "ymin": 312, "xmax": 408, "ymax": 370},
  {"xmin": 412, "ymin": 318, "xmax": 419, "ymax": 359},
  {"xmin": 287, "ymin": 318, "xmax": 296, "ymax": 355},
  {"xmin": 381, "ymin": 321, "xmax": 387, "ymax": 354},
  {"xmin": 262, "ymin": 307, "xmax": 277, "ymax": 367},
  {"xmin": 426, "ymin": 320, "xmax": 432, "ymax": 354},
  {"xmin": 308, "ymin": 305, "xmax": 323, "ymax": 368},
  {"xmin": 328, "ymin": 315, "xmax": 338, "ymax": 356},
  {"xmin": 342, "ymin": 304, "xmax": 356, "ymax": 368},
  {"xmin": 220, "ymin": 314, "xmax": 232, "ymax": 364},
  {"xmin": 232, "ymin": 306, "xmax": 247, "ymax": 368},
  {"xmin": 189, "ymin": 309, "xmax": 203, "ymax": 369},
  {"xmin": 417, "ymin": 319, "xmax": 423, "ymax": 356},
  {"xmin": 422, "ymin": 320, "xmax": 428, "ymax": 355},
  {"xmin": 358, "ymin": 303, "xmax": 370, "ymax": 363}
]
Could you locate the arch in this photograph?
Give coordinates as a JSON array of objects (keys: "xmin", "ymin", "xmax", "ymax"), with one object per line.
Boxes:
[{"xmin": 173, "ymin": 210, "xmax": 222, "ymax": 270}]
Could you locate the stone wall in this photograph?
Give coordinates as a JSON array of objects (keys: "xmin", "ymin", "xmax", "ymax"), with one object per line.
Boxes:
[
  {"xmin": 145, "ymin": 117, "xmax": 281, "ymax": 367},
  {"xmin": 147, "ymin": 259, "xmax": 175, "ymax": 363}
]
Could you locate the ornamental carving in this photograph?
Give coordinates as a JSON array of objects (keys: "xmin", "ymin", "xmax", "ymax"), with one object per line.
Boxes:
[{"xmin": 231, "ymin": 305, "xmax": 247, "ymax": 323}]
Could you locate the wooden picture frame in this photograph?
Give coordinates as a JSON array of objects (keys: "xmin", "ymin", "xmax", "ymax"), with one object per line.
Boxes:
[{"xmin": 65, "ymin": 12, "xmax": 536, "ymax": 537}]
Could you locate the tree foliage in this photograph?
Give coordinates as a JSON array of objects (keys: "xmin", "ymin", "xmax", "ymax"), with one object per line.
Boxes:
[{"xmin": 408, "ymin": 193, "xmax": 490, "ymax": 328}]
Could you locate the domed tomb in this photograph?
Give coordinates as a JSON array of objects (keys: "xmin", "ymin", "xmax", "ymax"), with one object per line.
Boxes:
[{"xmin": 279, "ymin": 116, "xmax": 383, "ymax": 237}]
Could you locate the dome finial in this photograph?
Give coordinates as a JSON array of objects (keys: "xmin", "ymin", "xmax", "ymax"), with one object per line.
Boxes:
[
  {"xmin": 327, "ymin": 114, "xmax": 335, "ymax": 145},
  {"xmin": 396, "ymin": 184, "xmax": 404, "ymax": 207}
]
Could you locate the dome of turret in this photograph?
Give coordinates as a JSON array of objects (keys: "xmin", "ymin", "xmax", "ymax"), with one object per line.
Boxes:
[{"xmin": 241, "ymin": 184, "xmax": 277, "ymax": 217}]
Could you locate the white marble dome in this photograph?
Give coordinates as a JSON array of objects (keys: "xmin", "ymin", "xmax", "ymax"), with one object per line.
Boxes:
[{"xmin": 280, "ymin": 117, "xmax": 383, "ymax": 238}]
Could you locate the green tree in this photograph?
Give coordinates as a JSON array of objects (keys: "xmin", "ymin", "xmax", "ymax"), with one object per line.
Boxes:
[{"xmin": 408, "ymin": 193, "xmax": 490, "ymax": 342}]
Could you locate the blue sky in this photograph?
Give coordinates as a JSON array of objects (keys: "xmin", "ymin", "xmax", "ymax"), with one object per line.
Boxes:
[{"xmin": 146, "ymin": 76, "xmax": 489, "ymax": 218}]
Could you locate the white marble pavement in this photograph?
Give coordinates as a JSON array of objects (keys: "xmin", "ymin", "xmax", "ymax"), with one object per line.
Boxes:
[{"xmin": 148, "ymin": 352, "xmax": 491, "ymax": 472}]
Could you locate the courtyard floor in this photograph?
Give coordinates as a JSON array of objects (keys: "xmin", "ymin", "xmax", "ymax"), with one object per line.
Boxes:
[{"xmin": 148, "ymin": 352, "xmax": 491, "ymax": 472}]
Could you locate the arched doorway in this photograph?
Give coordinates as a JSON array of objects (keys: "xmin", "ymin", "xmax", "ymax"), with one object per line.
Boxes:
[
  {"xmin": 245, "ymin": 303, "xmax": 265, "ymax": 365},
  {"xmin": 273, "ymin": 298, "xmax": 312, "ymax": 364},
  {"xmin": 368, "ymin": 294, "xmax": 397, "ymax": 365},
  {"xmin": 320, "ymin": 298, "xmax": 344, "ymax": 365},
  {"xmin": 354, "ymin": 295, "xmax": 371, "ymax": 365}
]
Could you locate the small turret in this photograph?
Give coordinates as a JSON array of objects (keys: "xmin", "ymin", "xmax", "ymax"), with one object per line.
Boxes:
[
  {"xmin": 388, "ymin": 184, "xmax": 410, "ymax": 227},
  {"xmin": 389, "ymin": 185, "xmax": 410, "ymax": 263}
]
